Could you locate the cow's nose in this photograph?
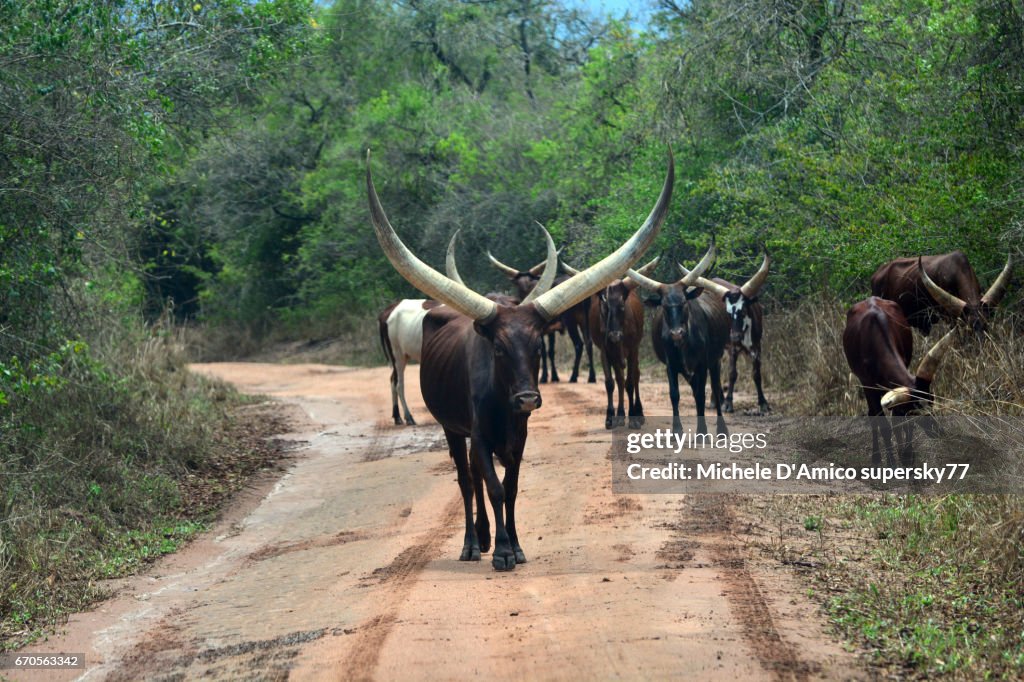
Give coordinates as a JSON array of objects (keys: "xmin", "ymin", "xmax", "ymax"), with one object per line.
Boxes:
[
  {"xmin": 512, "ymin": 391, "xmax": 542, "ymax": 412},
  {"xmin": 607, "ymin": 331, "xmax": 624, "ymax": 344},
  {"xmin": 730, "ymin": 330, "xmax": 743, "ymax": 343},
  {"xmin": 669, "ymin": 328, "xmax": 684, "ymax": 343}
]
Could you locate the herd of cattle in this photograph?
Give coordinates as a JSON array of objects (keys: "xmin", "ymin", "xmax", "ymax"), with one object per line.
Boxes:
[{"xmin": 367, "ymin": 150, "xmax": 1013, "ymax": 570}]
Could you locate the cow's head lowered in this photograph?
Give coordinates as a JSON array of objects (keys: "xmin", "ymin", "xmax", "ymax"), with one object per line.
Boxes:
[
  {"xmin": 679, "ymin": 252, "xmax": 770, "ymax": 345},
  {"xmin": 366, "ymin": 150, "xmax": 674, "ymax": 413},
  {"xmin": 919, "ymin": 254, "xmax": 1013, "ymax": 335}
]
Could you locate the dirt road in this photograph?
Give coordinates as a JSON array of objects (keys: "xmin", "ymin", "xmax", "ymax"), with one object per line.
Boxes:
[{"xmin": 15, "ymin": 363, "xmax": 862, "ymax": 681}]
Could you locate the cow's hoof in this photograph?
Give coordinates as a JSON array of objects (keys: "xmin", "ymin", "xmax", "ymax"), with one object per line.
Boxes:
[
  {"xmin": 569, "ymin": 375, "xmax": 579, "ymax": 383},
  {"xmin": 393, "ymin": 417, "xmax": 402, "ymax": 426},
  {"xmin": 605, "ymin": 416, "xmax": 614, "ymax": 430},
  {"xmin": 551, "ymin": 375, "xmax": 560, "ymax": 383},
  {"xmin": 614, "ymin": 415, "xmax": 626, "ymax": 428},
  {"xmin": 759, "ymin": 404, "xmax": 771, "ymax": 415},
  {"xmin": 629, "ymin": 415, "xmax": 645, "ymax": 429},
  {"xmin": 477, "ymin": 532, "xmax": 491, "ymax": 554},
  {"xmin": 514, "ymin": 548, "xmax": 527, "ymax": 564},
  {"xmin": 539, "ymin": 377, "xmax": 548, "ymax": 384},
  {"xmin": 588, "ymin": 376, "xmax": 596, "ymax": 384},
  {"xmin": 460, "ymin": 546, "xmax": 481, "ymax": 561},
  {"xmin": 404, "ymin": 416, "xmax": 416, "ymax": 425},
  {"xmin": 492, "ymin": 552, "xmax": 516, "ymax": 571}
]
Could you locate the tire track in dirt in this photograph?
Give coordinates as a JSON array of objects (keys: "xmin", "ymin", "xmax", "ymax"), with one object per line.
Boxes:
[
  {"xmin": 342, "ymin": 495, "xmax": 463, "ymax": 682},
  {"xmin": 684, "ymin": 494, "xmax": 819, "ymax": 682}
]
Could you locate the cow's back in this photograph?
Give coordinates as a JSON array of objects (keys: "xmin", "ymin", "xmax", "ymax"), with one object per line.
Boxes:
[{"xmin": 419, "ymin": 306, "xmax": 474, "ymax": 435}]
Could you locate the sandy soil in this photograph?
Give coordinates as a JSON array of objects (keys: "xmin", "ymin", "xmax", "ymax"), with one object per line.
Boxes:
[{"xmin": 10, "ymin": 363, "xmax": 865, "ymax": 681}]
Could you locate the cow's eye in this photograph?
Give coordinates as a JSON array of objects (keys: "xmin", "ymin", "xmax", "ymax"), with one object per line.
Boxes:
[{"xmin": 494, "ymin": 346, "xmax": 506, "ymax": 358}]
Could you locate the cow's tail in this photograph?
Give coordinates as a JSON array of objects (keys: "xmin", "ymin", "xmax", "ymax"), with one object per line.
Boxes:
[{"xmin": 379, "ymin": 315, "xmax": 396, "ymax": 369}]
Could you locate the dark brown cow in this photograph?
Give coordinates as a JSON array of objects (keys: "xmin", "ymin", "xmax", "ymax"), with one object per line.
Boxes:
[
  {"xmin": 870, "ymin": 251, "xmax": 1013, "ymax": 335},
  {"xmin": 367, "ymin": 150, "xmax": 673, "ymax": 570},
  {"xmin": 486, "ymin": 250, "xmax": 595, "ymax": 384},
  {"xmin": 681, "ymin": 254, "xmax": 771, "ymax": 414},
  {"xmin": 563, "ymin": 258, "xmax": 659, "ymax": 429},
  {"xmin": 842, "ymin": 296, "xmax": 956, "ymax": 464},
  {"xmin": 629, "ymin": 248, "xmax": 728, "ymax": 436}
]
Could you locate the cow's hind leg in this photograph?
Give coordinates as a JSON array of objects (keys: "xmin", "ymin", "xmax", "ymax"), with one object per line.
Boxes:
[
  {"xmin": 709, "ymin": 357, "xmax": 728, "ymax": 436},
  {"xmin": 752, "ymin": 345, "xmax": 770, "ymax": 414},
  {"xmin": 389, "ymin": 363, "xmax": 401, "ymax": 425},
  {"xmin": 724, "ymin": 345, "xmax": 739, "ymax": 413},
  {"xmin": 396, "ymin": 355, "xmax": 416, "ymax": 425},
  {"xmin": 445, "ymin": 429, "xmax": 480, "ymax": 561},
  {"xmin": 547, "ymin": 333, "xmax": 559, "ymax": 382},
  {"xmin": 567, "ymin": 322, "xmax": 584, "ymax": 383}
]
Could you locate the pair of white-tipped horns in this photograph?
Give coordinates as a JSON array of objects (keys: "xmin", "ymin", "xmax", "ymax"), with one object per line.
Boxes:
[
  {"xmin": 919, "ymin": 254, "xmax": 1013, "ymax": 318},
  {"xmin": 624, "ymin": 245, "xmax": 717, "ymax": 291},
  {"xmin": 487, "ymin": 248, "xmax": 564, "ymax": 278},
  {"xmin": 676, "ymin": 252, "xmax": 770, "ymax": 299},
  {"xmin": 367, "ymin": 148, "xmax": 675, "ymax": 322},
  {"xmin": 447, "ymin": 226, "xmax": 556, "ymax": 305}
]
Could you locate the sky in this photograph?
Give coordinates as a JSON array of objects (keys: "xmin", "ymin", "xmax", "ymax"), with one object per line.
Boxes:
[{"xmin": 572, "ymin": 0, "xmax": 654, "ymax": 26}]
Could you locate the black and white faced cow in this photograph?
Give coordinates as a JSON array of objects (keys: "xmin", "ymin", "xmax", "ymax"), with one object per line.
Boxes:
[{"xmin": 680, "ymin": 253, "xmax": 771, "ymax": 415}]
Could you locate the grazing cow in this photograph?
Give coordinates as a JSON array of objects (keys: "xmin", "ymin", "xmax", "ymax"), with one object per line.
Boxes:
[
  {"xmin": 843, "ymin": 296, "xmax": 957, "ymax": 464},
  {"xmin": 562, "ymin": 257, "xmax": 660, "ymax": 429},
  {"xmin": 629, "ymin": 248, "xmax": 729, "ymax": 436},
  {"xmin": 367, "ymin": 149, "xmax": 673, "ymax": 570},
  {"xmin": 870, "ymin": 251, "xmax": 1013, "ymax": 335},
  {"xmin": 378, "ymin": 298, "xmax": 441, "ymax": 425},
  {"xmin": 487, "ymin": 250, "xmax": 596, "ymax": 384},
  {"xmin": 680, "ymin": 254, "xmax": 771, "ymax": 414}
]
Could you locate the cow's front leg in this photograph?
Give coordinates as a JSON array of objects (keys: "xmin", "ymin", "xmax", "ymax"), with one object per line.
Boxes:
[
  {"xmin": 667, "ymin": 366, "xmax": 683, "ymax": 435},
  {"xmin": 502, "ymin": 455, "xmax": 527, "ymax": 565},
  {"xmin": 602, "ymin": 352, "xmax": 615, "ymax": 429},
  {"xmin": 709, "ymin": 356, "xmax": 728, "ymax": 436},
  {"xmin": 473, "ymin": 435, "xmax": 516, "ymax": 571},
  {"xmin": 445, "ymin": 429, "xmax": 479, "ymax": 561},
  {"xmin": 470, "ymin": 442, "xmax": 490, "ymax": 553}
]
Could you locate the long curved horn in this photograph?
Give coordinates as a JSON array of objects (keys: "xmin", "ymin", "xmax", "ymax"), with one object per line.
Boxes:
[
  {"xmin": 622, "ymin": 254, "xmax": 663, "ymax": 286},
  {"xmin": 531, "ymin": 150, "xmax": 675, "ymax": 320},
  {"xmin": 673, "ymin": 245, "xmax": 717, "ymax": 287},
  {"xmin": 919, "ymin": 256, "xmax": 966, "ymax": 318},
  {"xmin": 561, "ymin": 261, "xmax": 580, "ymax": 276},
  {"xmin": 915, "ymin": 325, "xmax": 958, "ymax": 383},
  {"xmin": 522, "ymin": 223, "xmax": 558, "ymax": 304},
  {"xmin": 528, "ymin": 247, "xmax": 563, "ymax": 276},
  {"xmin": 446, "ymin": 230, "xmax": 465, "ymax": 286},
  {"xmin": 740, "ymin": 252, "xmax": 771, "ymax": 298},
  {"xmin": 487, "ymin": 250, "xmax": 521, "ymax": 278},
  {"xmin": 882, "ymin": 325, "xmax": 958, "ymax": 408},
  {"xmin": 676, "ymin": 265, "xmax": 731, "ymax": 298},
  {"xmin": 981, "ymin": 253, "xmax": 1013, "ymax": 307},
  {"xmin": 367, "ymin": 151, "xmax": 498, "ymax": 323}
]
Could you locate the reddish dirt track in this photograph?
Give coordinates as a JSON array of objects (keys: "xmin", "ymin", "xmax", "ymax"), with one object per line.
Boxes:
[{"xmin": 12, "ymin": 363, "xmax": 863, "ymax": 681}]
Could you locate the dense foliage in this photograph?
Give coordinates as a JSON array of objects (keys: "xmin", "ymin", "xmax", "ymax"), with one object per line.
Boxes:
[{"xmin": 142, "ymin": 0, "xmax": 1022, "ymax": 337}]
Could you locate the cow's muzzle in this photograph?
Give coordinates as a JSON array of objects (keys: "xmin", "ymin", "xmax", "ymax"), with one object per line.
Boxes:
[
  {"xmin": 669, "ymin": 328, "xmax": 685, "ymax": 344},
  {"xmin": 607, "ymin": 331, "xmax": 624, "ymax": 344},
  {"xmin": 512, "ymin": 391, "xmax": 542, "ymax": 412}
]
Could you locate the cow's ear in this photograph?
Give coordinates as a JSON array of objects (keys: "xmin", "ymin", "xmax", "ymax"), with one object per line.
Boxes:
[
  {"xmin": 543, "ymin": 318, "xmax": 564, "ymax": 335},
  {"xmin": 686, "ymin": 286, "xmax": 704, "ymax": 300},
  {"xmin": 643, "ymin": 295, "xmax": 662, "ymax": 308},
  {"xmin": 473, "ymin": 319, "xmax": 496, "ymax": 341}
]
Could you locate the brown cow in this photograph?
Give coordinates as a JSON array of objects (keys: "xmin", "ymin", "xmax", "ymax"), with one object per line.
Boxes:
[
  {"xmin": 842, "ymin": 296, "xmax": 957, "ymax": 464},
  {"xmin": 870, "ymin": 251, "xmax": 1012, "ymax": 335},
  {"xmin": 367, "ymin": 150, "xmax": 673, "ymax": 570},
  {"xmin": 486, "ymin": 249, "xmax": 596, "ymax": 384},
  {"xmin": 680, "ymin": 254, "xmax": 771, "ymax": 414},
  {"xmin": 561, "ymin": 257, "xmax": 658, "ymax": 428}
]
